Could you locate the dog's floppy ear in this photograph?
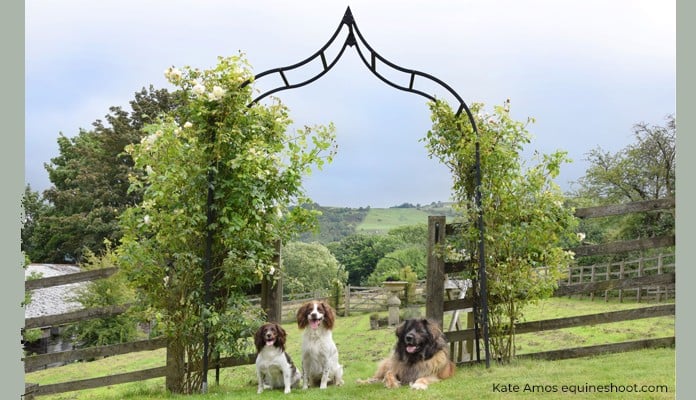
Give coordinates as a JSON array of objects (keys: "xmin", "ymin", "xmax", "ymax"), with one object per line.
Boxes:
[
  {"xmin": 275, "ymin": 323, "xmax": 287, "ymax": 349},
  {"xmin": 395, "ymin": 319, "xmax": 408, "ymax": 338},
  {"xmin": 254, "ymin": 324, "xmax": 267, "ymax": 352},
  {"xmin": 321, "ymin": 301, "xmax": 336, "ymax": 330},
  {"xmin": 296, "ymin": 302, "xmax": 310, "ymax": 329},
  {"xmin": 424, "ymin": 318, "xmax": 445, "ymax": 339}
]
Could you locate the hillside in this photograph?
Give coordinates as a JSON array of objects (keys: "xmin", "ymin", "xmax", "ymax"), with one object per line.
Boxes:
[{"xmin": 297, "ymin": 202, "xmax": 458, "ymax": 243}]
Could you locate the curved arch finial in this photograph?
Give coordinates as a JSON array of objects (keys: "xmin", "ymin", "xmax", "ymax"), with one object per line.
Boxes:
[{"xmin": 243, "ymin": 6, "xmax": 476, "ymax": 127}]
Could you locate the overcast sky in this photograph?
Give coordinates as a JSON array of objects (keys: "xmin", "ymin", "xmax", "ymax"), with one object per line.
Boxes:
[{"xmin": 25, "ymin": 0, "xmax": 675, "ymax": 208}]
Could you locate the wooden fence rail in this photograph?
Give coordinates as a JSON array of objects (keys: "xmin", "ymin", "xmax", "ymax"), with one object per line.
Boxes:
[
  {"xmin": 430, "ymin": 198, "xmax": 675, "ymax": 366},
  {"xmin": 25, "ymin": 304, "xmax": 131, "ymax": 330},
  {"xmin": 24, "ymin": 338, "xmax": 167, "ymax": 373},
  {"xmin": 555, "ymin": 273, "xmax": 675, "ymax": 297},
  {"xmin": 25, "ymin": 267, "xmax": 118, "ymax": 291},
  {"xmin": 30, "ymin": 354, "xmax": 256, "ymax": 397}
]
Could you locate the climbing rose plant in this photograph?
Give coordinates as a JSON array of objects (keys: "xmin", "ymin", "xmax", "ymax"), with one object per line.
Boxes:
[
  {"xmin": 424, "ymin": 99, "xmax": 578, "ymax": 363},
  {"xmin": 118, "ymin": 54, "xmax": 336, "ymax": 393}
]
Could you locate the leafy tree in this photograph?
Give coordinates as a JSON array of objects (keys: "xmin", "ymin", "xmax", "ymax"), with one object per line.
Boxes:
[
  {"xmin": 282, "ymin": 241, "xmax": 347, "ymax": 298},
  {"xmin": 327, "ymin": 234, "xmax": 399, "ymax": 286},
  {"xmin": 385, "ymin": 224, "xmax": 428, "ymax": 247},
  {"xmin": 297, "ymin": 204, "xmax": 369, "ymax": 243},
  {"xmin": 424, "ymin": 99, "xmax": 578, "ymax": 363},
  {"xmin": 29, "ymin": 86, "xmax": 180, "ymax": 263},
  {"xmin": 366, "ymin": 246, "xmax": 426, "ymax": 286},
  {"xmin": 118, "ymin": 55, "xmax": 336, "ymax": 394},
  {"xmin": 21, "ymin": 185, "xmax": 48, "ymax": 259},
  {"xmin": 366, "ymin": 224, "xmax": 429, "ymax": 285},
  {"xmin": 571, "ymin": 114, "xmax": 675, "ymax": 242},
  {"xmin": 575, "ymin": 114, "xmax": 675, "ymax": 203}
]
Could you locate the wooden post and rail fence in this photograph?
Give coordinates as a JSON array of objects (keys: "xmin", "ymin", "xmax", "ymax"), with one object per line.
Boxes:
[
  {"xmin": 426, "ymin": 197, "xmax": 675, "ymax": 364},
  {"xmin": 23, "ymin": 198, "xmax": 675, "ymax": 398}
]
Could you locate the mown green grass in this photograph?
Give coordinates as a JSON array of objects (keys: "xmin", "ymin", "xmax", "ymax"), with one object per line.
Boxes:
[{"xmin": 27, "ymin": 297, "xmax": 675, "ymax": 399}]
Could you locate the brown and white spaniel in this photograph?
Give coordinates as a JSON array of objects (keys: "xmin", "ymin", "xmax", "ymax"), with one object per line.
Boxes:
[
  {"xmin": 254, "ymin": 322, "xmax": 301, "ymax": 394},
  {"xmin": 296, "ymin": 300, "xmax": 344, "ymax": 389}
]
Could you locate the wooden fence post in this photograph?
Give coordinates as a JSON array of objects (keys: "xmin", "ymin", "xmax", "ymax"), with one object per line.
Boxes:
[
  {"xmin": 344, "ymin": 284, "xmax": 351, "ymax": 317},
  {"xmin": 165, "ymin": 339, "xmax": 184, "ymax": 393},
  {"xmin": 261, "ymin": 240, "xmax": 283, "ymax": 323},
  {"xmin": 590, "ymin": 265, "xmax": 596, "ymax": 301},
  {"xmin": 657, "ymin": 253, "xmax": 664, "ymax": 302},
  {"xmin": 618, "ymin": 261, "xmax": 625, "ymax": 303},
  {"xmin": 426, "ymin": 216, "xmax": 446, "ymax": 327},
  {"xmin": 23, "ymin": 383, "xmax": 38, "ymax": 400},
  {"xmin": 637, "ymin": 257, "xmax": 644, "ymax": 303}
]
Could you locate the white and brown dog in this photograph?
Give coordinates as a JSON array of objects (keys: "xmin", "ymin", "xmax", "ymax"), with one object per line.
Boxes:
[
  {"xmin": 296, "ymin": 301, "xmax": 344, "ymax": 389},
  {"xmin": 254, "ymin": 322, "xmax": 301, "ymax": 394}
]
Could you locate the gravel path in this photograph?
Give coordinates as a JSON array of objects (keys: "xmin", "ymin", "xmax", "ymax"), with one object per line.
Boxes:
[{"xmin": 24, "ymin": 264, "xmax": 84, "ymax": 318}]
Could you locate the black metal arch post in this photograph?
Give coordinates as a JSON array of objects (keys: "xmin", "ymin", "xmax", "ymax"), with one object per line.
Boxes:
[{"xmin": 202, "ymin": 8, "xmax": 491, "ymax": 387}]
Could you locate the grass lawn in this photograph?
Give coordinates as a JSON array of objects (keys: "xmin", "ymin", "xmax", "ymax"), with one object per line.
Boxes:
[{"xmin": 26, "ymin": 297, "xmax": 675, "ymax": 399}]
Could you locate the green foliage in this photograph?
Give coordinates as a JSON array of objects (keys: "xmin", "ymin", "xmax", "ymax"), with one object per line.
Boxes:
[
  {"xmin": 297, "ymin": 204, "xmax": 369, "ymax": 243},
  {"xmin": 64, "ymin": 242, "xmax": 139, "ymax": 347},
  {"xmin": 28, "ymin": 87, "xmax": 180, "ymax": 263},
  {"xmin": 366, "ymin": 246, "xmax": 426, "ymax": 286},
  {"xmin": 118, "ymin": 54, "xmax": 336, "ymax": 393},
  {"xmin": 327, "ymin": 234, "xmax": 400, "ymax": 286},
  {"xmin": 282, "ymin": 241, "xmax": 347, "ymax": 297},
  {"xmin": 21, "ymin": 185, "xmax": 48, "ymax": 259},
  {"xmin": 366, "ymin": 225, "xmax": 429, "ymax": 298},
  {"xmin": 574, "ymin": 114, "xmax": 675, "ymax": 204},
  {"xmin": 424, "ymin": 99, "xmax": 578, "ymax": 363}
]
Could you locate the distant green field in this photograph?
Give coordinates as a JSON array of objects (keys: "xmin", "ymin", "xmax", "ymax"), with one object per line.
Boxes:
[{"xmin": 356, "ymin": 208, "xmax": 433, "ymax": 234}]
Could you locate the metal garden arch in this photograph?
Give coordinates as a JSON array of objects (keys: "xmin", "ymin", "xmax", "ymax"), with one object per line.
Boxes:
[{"xmin": 202, "ymin": 6, "xmax": 491, "ymax": 390}]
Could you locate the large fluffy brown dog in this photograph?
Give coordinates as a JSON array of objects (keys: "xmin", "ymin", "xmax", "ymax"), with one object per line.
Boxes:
[{"xmin": 360, "ymin": 318, "xmax": 455, "ymax": 390}]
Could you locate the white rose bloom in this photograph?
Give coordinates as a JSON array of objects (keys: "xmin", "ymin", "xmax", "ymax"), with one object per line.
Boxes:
[
  {"xmin": 141, "ymin": 134, "xmax": 157, "ymax": 149},
  {"xmin": 192, "ymin": 83, "xmax": 206, "ymax": 97},
  {"xmin": 145, "ymin": 165, "xmax": 154, "ymax": 175},
  {"xmin": 208, "ymin": 85, "xmax": 226, "ymax": 101},
  {"xmin": 577, "ymin": 232, "xmax": 586, "ymax": 241},
  {"xmin": 143, "ymin": 215, "xmax": 151, "ymax": 225},
  {"xmin": 184, "ymin": 121, "xmax": 193, "ymax": 129},
  {"xmin": 164, "ymin": 67, "xmax": 182, "ymax": 83}
]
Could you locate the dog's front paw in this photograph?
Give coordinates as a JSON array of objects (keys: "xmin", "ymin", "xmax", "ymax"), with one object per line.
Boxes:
[
  {"xmin": 384, "ymin": 373, "xmax": 400, "ymax": 389},
  {"xmin": 410, "ymin": 382, "xmax": 428, "ymax": 390},
  {"xmin": 284, "ymin": 387, "xmax": 291, "ymax": 394}
]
